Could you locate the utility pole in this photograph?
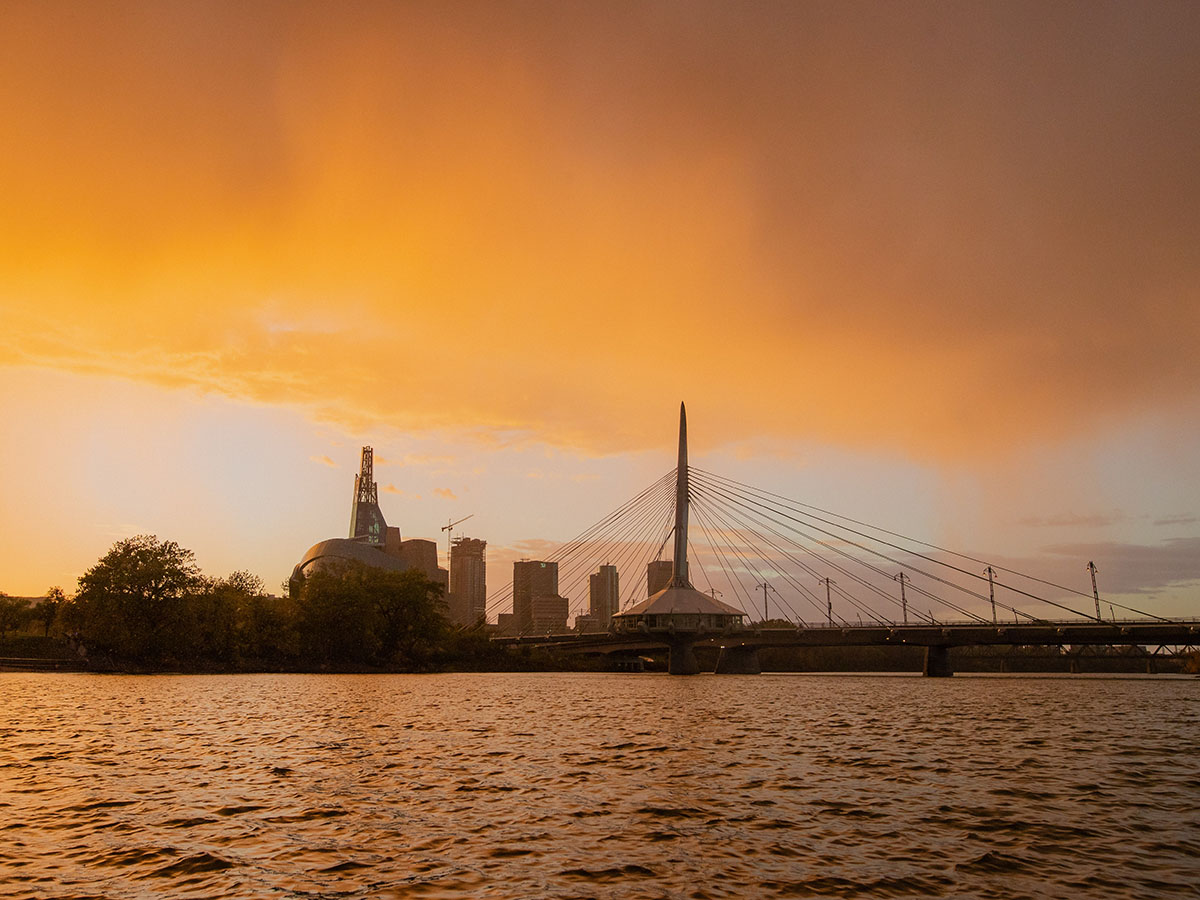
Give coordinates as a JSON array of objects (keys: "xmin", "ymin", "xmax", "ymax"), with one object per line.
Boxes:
[
  {"xmin": 1087, "ymin": 561, "xmax": 1102, "ymax": 621},
  {"xmin": 984, "ymin": 566, "xmax": 997, "ymax": 624},
  {"xmin": 894, "ymin": 572, "xmax": 911, "ymax": 625},
  {"xmin": 758, "ymin": 581, "xmax": 772, "ymax": 623},
  {"xmin": 820, "ymin": 577, "xmax": 835, "ymax": 626}
]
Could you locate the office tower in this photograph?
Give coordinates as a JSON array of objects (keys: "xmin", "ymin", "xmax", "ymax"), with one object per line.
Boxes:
[
  {"xmin": 448, "ymin": 538, "xmax": 487, "ymax": 626},
  {"xmin": 647, "ymin": 559, "xmax": 673, "ymax": 597},
  {"xmin": 513, "ymin": 560, "xmax": 558, "ymax": 631},
  {"xmin": 530, "ymin": 594, "xmax": 569, "ymax": 633},
  {"xmin": 589, "ymin": 564, "xmax": 619, "ymax": 624}
]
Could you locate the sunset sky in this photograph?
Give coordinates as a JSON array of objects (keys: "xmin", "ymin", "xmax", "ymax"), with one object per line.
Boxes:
[{"xmin": 2, "ymin": 2, "xmax": 1198, "ymax": 618}]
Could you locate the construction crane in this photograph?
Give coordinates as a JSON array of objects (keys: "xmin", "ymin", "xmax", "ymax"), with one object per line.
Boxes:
[{"xmin": 441, "ymin": 515, "xmax": 474, "ymax": 569}]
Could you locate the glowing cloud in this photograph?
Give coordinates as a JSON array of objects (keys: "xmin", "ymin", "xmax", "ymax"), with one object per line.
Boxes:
[{"xmin": 0, "ymin": 3, "xmax": 1196, "ymax": 461}]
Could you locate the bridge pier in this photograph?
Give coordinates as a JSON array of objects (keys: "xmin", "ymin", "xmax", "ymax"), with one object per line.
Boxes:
[
  {"xmin": 714, "ymin": 645, "xmax": 761, "ymax": 675},
  {"xmin": 611, "ymin": 655, "xmax": 645, "ymax": 673},
  {"xmin": 923, "ymin": 645, "xmax": 953, "ymax": 677},
  {"xmin": 667, "ymin": 638, "xmax": 701, "ymax": 676}
]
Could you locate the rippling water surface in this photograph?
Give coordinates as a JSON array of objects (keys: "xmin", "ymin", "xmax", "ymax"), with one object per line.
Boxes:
[{"xmin": 1, "ymin": 672, "xmax": 1197, "ymax": 899}]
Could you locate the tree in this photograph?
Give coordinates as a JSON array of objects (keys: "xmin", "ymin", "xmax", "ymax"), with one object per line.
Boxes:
[
  {"xmin": 372, "ymin": 568, "xmax": 449, "ymax": 668},
  {"xmin": 0, "ymin": 593, "xmax": 31, "ymax": 641},
  {"xmin": 293, "ymin": 564, "xmax": 381, "ymax": 665},
  {"xmin": 187, "ymin": 571, "xmax": 297, "ymax": 665},
  {"xmin": 294, "ymin": 562, "xmax": 447, "ymax": 668},
  {"xmin": 35, "ymin": 587, "xmax": 65, "ymax": 637},
  {"xmin": 71, "ymin": 535, "xmax": 201, "ymax": 661}
]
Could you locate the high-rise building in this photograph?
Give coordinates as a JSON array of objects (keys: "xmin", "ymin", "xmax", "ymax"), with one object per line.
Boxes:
[
  {"xmin": 647, "ymin": 560, "xmax": 674, "ymax": 597},
  {"xmin": 530, "ymin": 594, "xmax": 569, "ymax": 633},
  {"xmin": 448, "ymin": 538, "xmax": 487, "ymax": 626},
  {"xmin": 513, "ymin": 560, "xmax": 558, "ymax": 631},
  {"xmin": 589, "ymin": 564, "xmax": 619, "ymax": 624},
  {"xmin": 574, "ymin": 613, "xmax": 602, "ymax": 633}
]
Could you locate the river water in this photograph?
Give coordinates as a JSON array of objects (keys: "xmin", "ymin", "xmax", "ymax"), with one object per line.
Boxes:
[{"xmin": 1, "ymin": 672, "xmax": 1196, "ymax": 899}]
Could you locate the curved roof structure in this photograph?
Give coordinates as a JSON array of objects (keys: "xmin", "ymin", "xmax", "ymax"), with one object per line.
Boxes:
[
  {"xmin": 618, "ymin": 585, "xmax": 747, "ymax": 618},
  {"xmin": 291, "ymin": 537, "xmax": 410, "ymax": 582}
]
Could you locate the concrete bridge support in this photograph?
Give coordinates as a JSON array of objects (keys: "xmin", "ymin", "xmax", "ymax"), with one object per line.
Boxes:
[
  {"xmin": 923, "ymin": 645, "xmax": 953, "ymax": 677},
  {"xmin": 611, "ymin": 655, "xmax": 645, "ymax": 673},
  {"xmin": 714, "ymin": 645, "xmax": 761, "ymax": 675},
  {"xmin": 667, "ymin": 638, "xmax": 701, "ymax": 676}
]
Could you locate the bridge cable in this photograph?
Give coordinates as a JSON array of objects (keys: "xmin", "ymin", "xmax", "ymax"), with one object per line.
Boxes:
[
  {"xmin": 688, "ymin": 497, "xmax": 759, "ymax": 615},
  {"xmin": 695, "ymin": 474, "xmax": 1024, "ymax": 624},
  {"xmin": 686, "ymin": 491, "xmax": 807, "ymax": 624},
  {"xmin": 691, "ymin": 487, "xmax": 839, "ymax": 623},
  {"xmin": 477, "ymin": 469, "xmax": 676, "ymax": 626},
  {"xmin": 692, "ymin": 480, "xmax": 901, "ymax": 620},
  {"xmin": 694, "ymin": 481, "xmax": 980, "ymax": 625},
  {"xmin": 689, "ymin": 490, "xmax": 829, "ymax": 625},
  {"xmin": 691, "ymin": 477, "xmax": 992, "ymax": 624},
  {"xmin": 690, "ymin": 492, "xmax": 822, "ymax": 626},
  {"xmin": 556, "ymin": 484, "xmax": 676, "ymax": 621},
  {"xmin": 694, "ymin": 468, "xmax": 1167, "ymax": 621},
  {"xmin": 528, "ymin": 474, "xmax": 676, "ymax": 631},
  {"xmin": 691, "ymin": 470, "xmax": 1088, "ymax": 623}
]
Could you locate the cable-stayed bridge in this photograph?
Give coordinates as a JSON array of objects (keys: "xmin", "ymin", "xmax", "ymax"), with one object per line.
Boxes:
[{"xmin": 481, "ymin": 405, "xmax": 1198, "ymax": 675}]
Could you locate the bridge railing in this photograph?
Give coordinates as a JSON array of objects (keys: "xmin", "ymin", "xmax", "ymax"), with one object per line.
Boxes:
[
  {"xmin": 757, "ymin": 616, "xmax": 1200, "ymax": 629},
  {"xmin": 498, "ymin": 615, "xmax": 1200, "ymax": 642}
]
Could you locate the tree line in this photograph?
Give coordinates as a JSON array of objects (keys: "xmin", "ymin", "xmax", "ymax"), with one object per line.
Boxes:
[{"xmin": 3, "ymin": 534, "xmax": 512, "ymax": 671}]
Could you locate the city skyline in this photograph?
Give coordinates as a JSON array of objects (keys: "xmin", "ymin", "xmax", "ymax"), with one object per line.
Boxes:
[{"xmin": 1, "ymin": 3, "xmax": 1198, "ymax": 617}]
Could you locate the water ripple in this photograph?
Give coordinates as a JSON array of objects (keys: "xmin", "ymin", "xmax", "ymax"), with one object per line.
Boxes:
[{"xmin": 0, "ymin": 672, "xmax": 1196, "ymax": 899}]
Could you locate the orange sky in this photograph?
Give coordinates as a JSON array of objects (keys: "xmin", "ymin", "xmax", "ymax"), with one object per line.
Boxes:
[{"xmin": 1, "ymin": 2, "xmax": 1198, "ymax": 607}]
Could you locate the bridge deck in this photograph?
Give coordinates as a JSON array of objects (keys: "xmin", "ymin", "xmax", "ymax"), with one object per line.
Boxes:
[{"xmin": 496, "ymin": 620, "xmax": 1200, "ymax": 655}]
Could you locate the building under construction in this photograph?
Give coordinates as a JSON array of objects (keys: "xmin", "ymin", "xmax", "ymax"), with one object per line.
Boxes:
[{"xmin": 290, "ymin": 447, "xmax": 448, "ymax": 595}]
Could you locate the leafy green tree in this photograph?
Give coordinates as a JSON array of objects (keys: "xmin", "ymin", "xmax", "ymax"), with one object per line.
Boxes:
[
  {"xmin": 293, "ymin": 565, "xmax": 381, "ymax": 665},
  {"xmin": 71, "ymin": 535, "xmax": 202, "ymax": 661},
  {"xmin": 187, "ymin": 571, "xmax": 298, "ymax": 665},
  {"xmin": 294, "ymin": 562, "xmax": 447, "ymax": 668},
  {"xmin": 372, "ymin": 569, "xmax": 449, "ymax": 668},
  {"xmin": 438, "ymin": 628, "xmax": 524, "ymax": 671},
  {"xmin": 35, "ymin": 587, "xmax": 65, "ymax": 637},
  {"xmin": 0, "ymin": 593, "xmax": 32, "ymax": 641},
  {"xmin": 232, "ymin": 590, "xmax": 300, "ymax": 665}
]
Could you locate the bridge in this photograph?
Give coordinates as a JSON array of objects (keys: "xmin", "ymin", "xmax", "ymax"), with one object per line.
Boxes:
[
  {"xmin": 480, "ymin": 404, "xmax": 1198, "ymax": 675},
  {"xmin": 498, "ymin": 620, "xmax": 1200, "ymax": 676}
]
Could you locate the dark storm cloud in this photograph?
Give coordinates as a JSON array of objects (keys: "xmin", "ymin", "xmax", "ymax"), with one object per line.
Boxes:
[{"xmin": 1041, "ymin": 537, "xmax": 1200, "ymax": 595}]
